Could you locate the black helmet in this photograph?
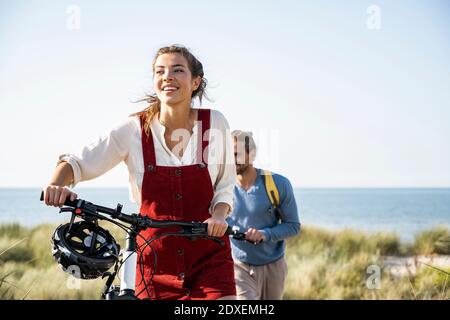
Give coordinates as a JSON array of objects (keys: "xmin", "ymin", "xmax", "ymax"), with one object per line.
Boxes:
[{"xmin": 51, "ymin": 221, "xmax": 120, "ymax": 279}]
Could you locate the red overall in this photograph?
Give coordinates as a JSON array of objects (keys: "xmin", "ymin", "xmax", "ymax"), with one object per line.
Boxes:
[{"xmin": 135, "ymin": 109, "xmax": 236, "ymax": 300}]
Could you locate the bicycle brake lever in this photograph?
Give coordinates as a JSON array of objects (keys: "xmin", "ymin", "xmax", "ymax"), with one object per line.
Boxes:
[
  {"xmin": 230, "ymin": 232, "xmax": 261, "ymax": 245},
  {"xmin": 185, "ymin": 233, "xmax": 225, "ymax": 246},
  {"xmin": 59, "ymin": 207, "xmax": 74, "ymax": 214},
  {"xmin": 205, "ymin": 236, "xmax": 224, "ymax": 246},
  {"xmin": 231, "ymin": 233, "xmax": 245, "ymax": 241}
]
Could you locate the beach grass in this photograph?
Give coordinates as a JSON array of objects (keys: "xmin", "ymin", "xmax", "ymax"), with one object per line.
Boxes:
[
  {"xmin": 0, "ymin": 223, "xmax": 449, "ymax": 300},
  {"xmin": 284, "ymin": 225, "xmax": 449, "ymax": 299},
  {"xmin": 411, "ymin": 226, "xmax": 450, "ymax": 255}
]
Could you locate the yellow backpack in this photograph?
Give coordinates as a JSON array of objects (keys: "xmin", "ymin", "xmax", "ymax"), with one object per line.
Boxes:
[{"xmin": 262, "ymin": 170, "xmax": 282, "ymax": 223}]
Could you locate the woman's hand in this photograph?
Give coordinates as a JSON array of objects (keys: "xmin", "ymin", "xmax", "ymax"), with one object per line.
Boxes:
[
  {"xmin": 43, "ymin": 185, "xmax": 78, "ymax": 207},
  {"xmin": 204, "ymin": 215, "xmax": 228, "ymax": 237},
  {"xmin": 203, "ymin": 202, "xmax": 230, "ymax": 237}
]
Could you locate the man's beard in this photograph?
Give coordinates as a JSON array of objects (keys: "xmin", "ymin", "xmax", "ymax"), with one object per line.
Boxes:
[{"xmin": 236, "ymin": 164, "xmax": 250, "ymax": 175}]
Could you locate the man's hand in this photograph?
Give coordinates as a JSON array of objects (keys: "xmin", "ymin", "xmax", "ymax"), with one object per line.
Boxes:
[{"xmin": 245, "ymin": 228, "xmax": 266, "ymax": 244}]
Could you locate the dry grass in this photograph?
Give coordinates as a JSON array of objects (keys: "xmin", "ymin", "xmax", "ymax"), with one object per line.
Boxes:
[
  {"xmin": 283, "ymin": 226, "xmax": 449, "ymax": 300},
  {"xmin": 1, "ymin": 223, "xmax": 449, "ymax": 299}
]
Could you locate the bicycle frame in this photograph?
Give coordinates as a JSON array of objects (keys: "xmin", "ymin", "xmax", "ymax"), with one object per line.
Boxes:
[{"xmin": 104, "ymin": 230, "xmax": 139, "ymax": 300}]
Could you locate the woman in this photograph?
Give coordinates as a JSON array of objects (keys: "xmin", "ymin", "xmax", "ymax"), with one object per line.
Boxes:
[{"xmin": 42, "ymin": 45, "xmax": 237, "ymax": 300}]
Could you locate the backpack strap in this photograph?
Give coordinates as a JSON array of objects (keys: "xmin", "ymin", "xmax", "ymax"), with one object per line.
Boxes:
[
  {"xmin": 263, "ymin": 170, "xmax": 280, "ymax": 208},
  {"xmin": 262, "ymin": 170, "xmax": 283, "ymax": 223}
]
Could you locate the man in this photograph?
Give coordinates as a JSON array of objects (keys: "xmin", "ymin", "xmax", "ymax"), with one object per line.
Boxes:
[{"xmin": 226, "ymin": 130, "xmax": 301, "ymax": 300}]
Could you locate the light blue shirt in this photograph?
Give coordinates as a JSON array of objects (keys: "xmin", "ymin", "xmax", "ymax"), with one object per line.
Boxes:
[{"xmin": 226, "ymin": 168, "xmax": 301, "ymax": 265}]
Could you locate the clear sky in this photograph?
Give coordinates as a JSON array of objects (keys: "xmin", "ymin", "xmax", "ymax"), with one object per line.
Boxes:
[{"xmin": 1, "ymin": 0, "xmax": 449, "ymax": 188}]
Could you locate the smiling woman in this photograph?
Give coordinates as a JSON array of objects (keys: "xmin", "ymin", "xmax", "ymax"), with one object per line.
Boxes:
[
  {"xmin": 41, "ymin": 44, "xmax": 238, "ymax": 300},
  {"xmin": 133, "ymin": 45, "xmax": 209, "ymax": 139}
]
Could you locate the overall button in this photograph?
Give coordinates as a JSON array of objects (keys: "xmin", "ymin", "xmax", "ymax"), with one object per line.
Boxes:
[
  {"xmin": 175, "ymin": 194, "xmax": 183, "ymax": 201},
  {"xmin": 177, "ymin": 249, "xmax": 184, "ymax": 255},
  {"xmin": 175, "ymin": 168, "xmax": 182, "ymax": 176},
  {"xmin": 198, "ymin": 163, "xmax": 206, "ymax": 169},
  {"xmin": 179, "ymin": 272, "xmax": 185, "ymax": 280},
  {"xmin": 147, "ymin": 164, "xmax": 155, "ymax": 172},
  {"xmin": 185, "ymin": 289, "xmax": 190, "ymax": 296}
]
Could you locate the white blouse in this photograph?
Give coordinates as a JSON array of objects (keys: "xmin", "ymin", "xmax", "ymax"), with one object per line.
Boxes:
[{"xmin": 58, "ymin": 109, "xmax": 237, "ymax": 213}]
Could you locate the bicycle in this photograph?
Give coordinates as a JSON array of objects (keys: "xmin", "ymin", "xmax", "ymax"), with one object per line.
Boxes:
[{"xmin": 39, "ymin": 191, "xmax": 252, "ymax": 300}]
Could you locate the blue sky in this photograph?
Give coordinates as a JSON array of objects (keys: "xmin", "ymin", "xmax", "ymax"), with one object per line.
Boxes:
[{"xmin": 0, "ymin": 0, "xmax": 449, "ymax": 187}]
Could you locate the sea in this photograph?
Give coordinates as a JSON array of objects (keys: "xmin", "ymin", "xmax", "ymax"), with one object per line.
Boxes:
[{"xmin": 0, "ymin": 188, "xmax": 449, "ymax": 243}]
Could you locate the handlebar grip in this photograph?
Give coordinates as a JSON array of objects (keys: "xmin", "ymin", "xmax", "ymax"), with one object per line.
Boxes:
[
  {"xmin": 226, "ymin": 226, "xmax": 246, "ymax": 236},
  {"xmin": 40, "ymin": 190, "xmax": 80, "ymax": 207},
  {"xmin": 226, "ymin": 226, "xmax": 245, "ymax": 238},
  {"xmin": 226, "ymin": 226, "xmax": 262, "ymax": 244}
]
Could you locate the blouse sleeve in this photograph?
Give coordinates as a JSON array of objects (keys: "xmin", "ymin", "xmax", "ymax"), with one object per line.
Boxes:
[
  {"xmin": 208, "ymin": 110, "xmax": 237, "ymax": 215},
  {"xmin": 57, "ymin": 117, "xmax": 135, "ymax": 188}
]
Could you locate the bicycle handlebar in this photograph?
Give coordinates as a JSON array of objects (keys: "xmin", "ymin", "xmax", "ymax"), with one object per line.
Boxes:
[{"xmin": 40, "ymin": 191, "xmax": 249, "ymax": 240}]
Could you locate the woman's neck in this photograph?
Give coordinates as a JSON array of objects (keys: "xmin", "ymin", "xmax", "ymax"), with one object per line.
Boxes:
[{"xmin": 159, "ymin": 103, "xmax": 195, "ymax": 131}]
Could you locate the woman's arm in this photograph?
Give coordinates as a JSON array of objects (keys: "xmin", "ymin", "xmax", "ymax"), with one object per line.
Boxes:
[
  {"xmin": 209, "ymin": 110, "xmax": 237, "ymax": 215},
  {"xmin": 204, "ymin": 110, "xmax": 237, "ymax": 237},
  {"xmin": 42, "ymin": 117, "xmax": 135, "ymax": 207},
  {"xmin": 43, "ymin": 161, "xmax": 78, "ymax": 207},
  {"xmin": 50, "ymin": 161, "xmax": 74, "ymax": 186},
  {"xmin": 205, "ymin": 202, "xmax": 231, "ymax": 237}
]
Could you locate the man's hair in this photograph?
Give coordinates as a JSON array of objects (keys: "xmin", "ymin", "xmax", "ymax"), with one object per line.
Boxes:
[{"xmin": 231, "ymin": 130, "xmax": 257, "ymax": 154}]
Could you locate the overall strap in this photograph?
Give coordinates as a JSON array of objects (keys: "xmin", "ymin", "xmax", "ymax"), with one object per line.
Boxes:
[
  {"xmin": 140, "ymin": 113, "xmax": 157, "ymax": 172},
  {"xmin": 196, "ymin": 109, "xmax": 211, "ymax": 164}
]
